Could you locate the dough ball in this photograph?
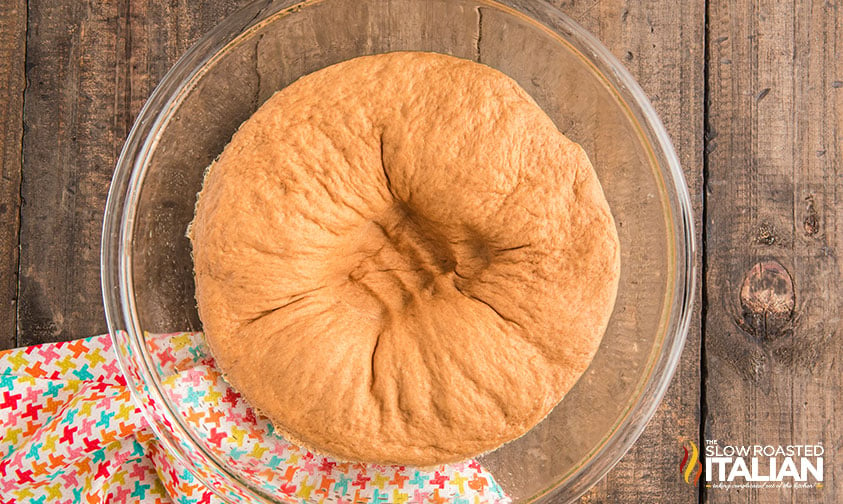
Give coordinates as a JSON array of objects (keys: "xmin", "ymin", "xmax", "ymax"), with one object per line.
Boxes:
[{"xmin": 190, "ymin": 52, "xmax": 620, "ymax": 466}]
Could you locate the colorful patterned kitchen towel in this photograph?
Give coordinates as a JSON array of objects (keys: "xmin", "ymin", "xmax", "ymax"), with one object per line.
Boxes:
[{"xmin": 0, "ymin": 334, "xmax": 512, "ymax": 504}]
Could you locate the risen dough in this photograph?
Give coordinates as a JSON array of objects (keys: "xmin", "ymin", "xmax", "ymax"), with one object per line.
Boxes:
[{"xmin": 190, "ymin": 52, "xmax": 620, "ymax": 466}]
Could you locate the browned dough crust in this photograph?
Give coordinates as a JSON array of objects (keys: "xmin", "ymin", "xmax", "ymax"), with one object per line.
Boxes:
[{"xmin": 189, "ymin": 51, "xmax": 620, "ymax": 467}]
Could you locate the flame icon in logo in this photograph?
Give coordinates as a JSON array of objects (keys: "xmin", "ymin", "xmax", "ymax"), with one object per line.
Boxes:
[{"xmin": 680, "ymin": 441, "xmax": 703, "ymax": 486}]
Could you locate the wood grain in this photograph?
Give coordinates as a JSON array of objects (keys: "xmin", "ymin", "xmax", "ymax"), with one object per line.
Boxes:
[
  {"xmin": 17, "ymin": 0, "xmax": 251, "ymax": 346},
  {"xmin": 549, "ymin": 0, "xmax": 705, "ymax": 502},
  {"xmin": 11, "ymin": 0, "xmax": 707, "ymax": 499},
  {"xmin": 8, "ymin": 0, "xmax": 841, "ymax": 501},
  {"xmin": 705, "ymin": 0, "xmax": 841, "ymax": 502},
  {"xmin": 0, "ymin": 0, "xmax": 26, "ymax": 350}
]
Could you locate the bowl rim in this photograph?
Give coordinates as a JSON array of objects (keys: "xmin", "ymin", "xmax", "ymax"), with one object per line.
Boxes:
[{"xmin": 101, "ymin": 0, "xmax": 696, "ymax": 502}]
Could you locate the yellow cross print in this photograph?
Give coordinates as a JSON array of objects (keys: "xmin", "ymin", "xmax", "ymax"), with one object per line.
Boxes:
[
  {"xmin": 6, "ymin": 352, "xmax": 27, "ymax": 371},
  {"xmin": 372, "ymin": 473, "xmax": 390, "ymax": 489},
  {"xmin": 170, "ymin": 333, "xmax": 193, "ymax": 350},
  {"xmin": 84, "ymin": 348, "xmax": 106, "ymax": 367},
  {"xmin": 250, "ymin": 443, "xmax": 269, "ymax": 459},
  {"xmin": 228, "ymin": 425, "xmax": 247, "ymax": 446},
  {"xmin": 450, "ymin": 471, "xmax": 468, "ymax": 493}
]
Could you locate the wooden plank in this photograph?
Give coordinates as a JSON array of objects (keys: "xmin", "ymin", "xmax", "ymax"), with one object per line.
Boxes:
[
  {"xmin": 18, "ymin": 0, "xmax": 250, "ymax": 346},
  {"xmin": 548, "ymin": 0, "xmax": 706, "ymax": 502},
  {"xmin": 14, "ymin": 1, "xmax": 708, "ymax": 500},
  {"xmin": 705, "ymin": 0, "xmax": 841, "ymax": 502},
  {"xmin": 0, "ymin": 0, "xmax": 26, "ymax": 351}
]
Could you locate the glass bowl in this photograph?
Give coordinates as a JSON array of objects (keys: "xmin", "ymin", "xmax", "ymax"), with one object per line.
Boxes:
[{"xmin": 101, "ymin": 0, "xmax": 695, "ymax": 502}]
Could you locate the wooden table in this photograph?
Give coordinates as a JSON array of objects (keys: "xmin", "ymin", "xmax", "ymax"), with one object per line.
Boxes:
[{"xmin": 0, "ymin": 1, "xmax": 839, "ymax": 502}]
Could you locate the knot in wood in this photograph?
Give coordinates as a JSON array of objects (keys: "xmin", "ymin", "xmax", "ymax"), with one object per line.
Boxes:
[{"xmin": 739, "ymin": 260, "xmax": 794, "ymax": 339}]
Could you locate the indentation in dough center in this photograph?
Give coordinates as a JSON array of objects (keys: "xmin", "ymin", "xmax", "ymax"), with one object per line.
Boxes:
[{"xmin": 345, "ymin": 201, "xmax": 461, "ymax": 313}]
